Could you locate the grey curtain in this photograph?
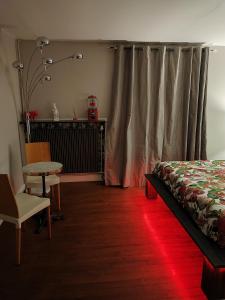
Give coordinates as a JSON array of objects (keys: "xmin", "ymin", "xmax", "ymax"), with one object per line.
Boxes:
[{"xmin": 105, "ymin": 45, "xmax": 209, "ymax": 187}]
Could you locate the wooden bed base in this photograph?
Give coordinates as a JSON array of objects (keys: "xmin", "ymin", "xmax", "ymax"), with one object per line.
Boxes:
[{"xmin": 145, "ymin": 174, "xmax": 225, "ymax": 300}]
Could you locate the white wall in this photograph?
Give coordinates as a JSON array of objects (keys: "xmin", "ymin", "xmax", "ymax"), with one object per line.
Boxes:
[
  {"xmin": 0, "ymin": 29, "xmax": 23, "ymax": 192},
  {"xmin": 2, "ymin": 0, "xmax": 225, "ymax": 46},
  {"xmin": 207, "ymin": 47, "xmax": 225, "ymax": 159}
]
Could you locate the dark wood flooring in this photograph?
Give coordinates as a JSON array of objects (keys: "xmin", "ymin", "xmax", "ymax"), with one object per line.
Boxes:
[{"xmin": 0, "ymin": 182, "xmax": 206, "ymax": 300}]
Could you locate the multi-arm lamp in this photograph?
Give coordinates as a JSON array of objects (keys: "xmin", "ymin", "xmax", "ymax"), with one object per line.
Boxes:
[{"xmin": 13, "ymin": 36, "xmax": 83, "ymax": 142}]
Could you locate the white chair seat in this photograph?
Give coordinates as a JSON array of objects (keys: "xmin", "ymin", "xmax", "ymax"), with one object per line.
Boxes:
[
  {"xmin": 25, "ymin": 175, "xmax": 60, "ymax": 188},
  {"xmin": 0, "ymin": 193, "xmax": 50, "ymax": 227},
  {"xmin": 0, "ymin": 174, "xmax": 52, "ymax": 265}
]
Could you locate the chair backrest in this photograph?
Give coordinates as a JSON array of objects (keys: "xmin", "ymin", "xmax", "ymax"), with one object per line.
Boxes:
[
  {"xmin": 0, "ymin": 174, "xmax": 19, "ymax": 218},
  {"xmin": 25, "ymin": 142, "xmax": 51, "ymax": 164}
]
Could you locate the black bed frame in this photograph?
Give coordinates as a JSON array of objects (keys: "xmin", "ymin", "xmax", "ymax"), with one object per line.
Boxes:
[{"xmin": 145, "ymin": 174, "xmax": 225, "ymax": 300}]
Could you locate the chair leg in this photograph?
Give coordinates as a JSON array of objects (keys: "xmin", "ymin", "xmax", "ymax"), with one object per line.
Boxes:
[
  {"xmin": 27, "ymin": 187, "xmax": 31, "ymax": 194},
  {"xmin": 16, "ymin": 226, "xmax": 21, "ymax": 265},
  {"xmin": 56, "ymin": 183, "xmax": 61, "ymax": 211},
  {"xmin": 47, "ymin": 207, "xmax": 52, "ymax": 240}
]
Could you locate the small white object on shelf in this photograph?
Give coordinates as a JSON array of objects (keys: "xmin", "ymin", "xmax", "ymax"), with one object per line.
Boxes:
[{"xmin": 52, "ymin": 103, "xmax": 59, "ymax": 121}]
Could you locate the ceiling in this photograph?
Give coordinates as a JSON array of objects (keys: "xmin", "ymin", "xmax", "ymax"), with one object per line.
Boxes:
[{"xmin": 1, "ymin": 0, "xmax": 225, "ymax": 45}]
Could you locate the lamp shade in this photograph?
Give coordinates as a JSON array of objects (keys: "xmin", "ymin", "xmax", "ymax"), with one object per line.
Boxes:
[
  {"xmin": 12, "ymin": 60, "xmax": 24, "ymax": 70},
  {"xmin": 43, "ymin": 57, "xmax": 54, "ymax": 65},
  {"xmin": 36, "ymin": 36, "xmax": 50, "ymax": 48},
  {"xmin": 42, "ymin": 74, "xmax": 51, "ymax": 81},
  {"xmin": 71, "ymin": 53, "xmax": 83, "ymax": 60}
]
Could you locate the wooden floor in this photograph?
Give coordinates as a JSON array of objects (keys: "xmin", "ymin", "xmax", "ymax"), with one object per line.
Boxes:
[{"xmin": 0, "ymin": 182, "xmax": 206, "ymax": 300}]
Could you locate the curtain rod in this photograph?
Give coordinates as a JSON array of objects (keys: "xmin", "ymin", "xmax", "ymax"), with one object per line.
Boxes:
[{"xmin": 108, "ymin": 46, "xmax": 214, "ymax": 52}]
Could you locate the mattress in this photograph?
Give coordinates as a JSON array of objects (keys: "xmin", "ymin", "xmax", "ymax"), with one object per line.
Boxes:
[{"xmin": 153, "ymin": 160, "xmax": 225, "ymax": 247}]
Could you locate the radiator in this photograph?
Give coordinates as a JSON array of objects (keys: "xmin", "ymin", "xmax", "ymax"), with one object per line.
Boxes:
[{"xmin": 28, "ymin": 120, "xmax": 105, "ymax": 174}]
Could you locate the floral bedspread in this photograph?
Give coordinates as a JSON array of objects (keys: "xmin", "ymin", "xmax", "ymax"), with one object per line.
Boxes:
[{"xmin": 153, "ymin": 160, "xmax": 225, "ymax": 247}]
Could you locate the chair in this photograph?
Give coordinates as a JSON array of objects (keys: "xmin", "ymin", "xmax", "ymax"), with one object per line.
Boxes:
[
  {"xmin": 24, "ymin": 142, "xmax": 61, "ymax": 211},
  {"xmin": 0, "ymin": 174, "xmax": 51, "ymax": 265}
]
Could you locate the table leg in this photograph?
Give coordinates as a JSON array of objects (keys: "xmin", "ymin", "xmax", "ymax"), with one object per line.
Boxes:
[
  {"xmin": 42, "ymin": 175, "xmax": 46, "ymax": 197},
  {"xmin": 35, "ymin": 175, "xmax": 47, "ymax": 234},
  {"xmin": 34, "ymin": 213, "xmax": 45, "ymax": 234},
  {"xmin": 36, "ymin": 175, "xmax": 64, "ymax": 232}
]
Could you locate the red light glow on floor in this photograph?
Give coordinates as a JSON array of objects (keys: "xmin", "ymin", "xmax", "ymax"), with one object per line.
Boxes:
[{"xmin": 143, "ymin": 196, "xmax": 206, "ymax": 299}]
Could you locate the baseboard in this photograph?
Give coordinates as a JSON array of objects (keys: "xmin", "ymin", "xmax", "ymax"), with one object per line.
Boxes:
[{"xmin": 60, "ymin": 173, "xmax": 103, "ymax": 183}]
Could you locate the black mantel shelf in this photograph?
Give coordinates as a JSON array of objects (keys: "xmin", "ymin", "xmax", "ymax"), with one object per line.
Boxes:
[{"xmin": 20, "ymin": 119, "xmax": 107, "ymax": 124}]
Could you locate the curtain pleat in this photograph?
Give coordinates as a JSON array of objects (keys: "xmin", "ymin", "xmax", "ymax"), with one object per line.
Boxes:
[{"xmin": 105, "ymin": 45, "xmax": 209, "ymax": 187}]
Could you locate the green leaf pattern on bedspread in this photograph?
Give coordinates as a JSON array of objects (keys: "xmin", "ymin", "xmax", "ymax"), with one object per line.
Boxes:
[{"xmin": 153, "ymin": 160, "xmax": 225, "ymax": 246}]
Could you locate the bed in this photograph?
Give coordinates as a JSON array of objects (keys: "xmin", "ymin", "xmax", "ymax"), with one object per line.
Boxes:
[{"xmin": 145, "ymin": 160, "xmax": 225, "ymax": 300}]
